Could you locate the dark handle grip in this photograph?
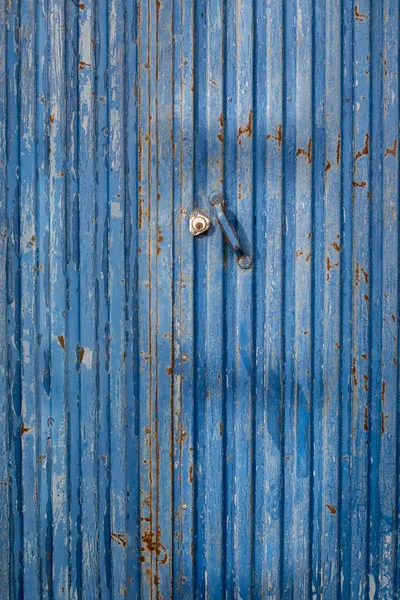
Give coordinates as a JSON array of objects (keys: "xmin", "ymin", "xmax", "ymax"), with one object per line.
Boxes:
[{"xmin": 209, "ymin": 192, "xmax": 252, "ymax": 269}]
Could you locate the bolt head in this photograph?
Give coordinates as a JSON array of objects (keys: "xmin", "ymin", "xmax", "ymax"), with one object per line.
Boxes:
[
  {"xmin": 209, "ymin": 191, "xmax": 223, "ymax": 206},
  {"xmin": 238, "ymin": 255, "xmax": 252, "ymax": 269}
]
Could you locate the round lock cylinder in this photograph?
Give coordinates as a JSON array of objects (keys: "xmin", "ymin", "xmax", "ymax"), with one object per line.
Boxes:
[{"xmin": 189, "ymin": 211, "xmax": 211, "ymax": 236}]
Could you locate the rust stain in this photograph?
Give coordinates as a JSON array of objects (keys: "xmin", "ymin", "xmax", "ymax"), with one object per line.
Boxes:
[
  {"xmin": 138, "ymin": 185, "xmax": 144, "ymax": 230},
  {"xmin": 355, "ymin": 133, "xmax": 369, "ymax": 161},
  {"xmin": 355, "ymin": 263, "xmax": 360, "ymax": 287},
  {"xmin": 79, "ymin": 347, "xmax": 85, "ymax": 363},
  {"xmin": 157, "ymin": 234, "xmax": 163, "ymax": 256},
  {"xmin": 296, "ymin": 138, "xmax": 312, "ymax": 164},
  {"xmin": 326, "ymin": 257, "xmax": 339, "ymax": 280},
  {"xmin": 384, "ymin": 140, "xmax": 398, "ymax": 158},
  {"xmin": 364, "ymin": 405, "xmax": 369, "ymax": 431},
  {"xmin": 331, "ymin": 241, "xmax": 341, "ymax": 252},
  {"xmin": 57, "ymin": 335, "xmax": 65, "ymax": 350},
  {"xmin": 336, "ymin": 134, "xmax": 341, "ymax": 164},
  {"xmin": 237, "ymin": 110, "xmax": 253, "ymax": 144},
  {"xmin": 325, "ymin": 161, "xmax": 331, "ymax": 172},
  {"xmin": 79, "ymin": 2, "xmax": 85, "ymax": 8},
  {"xmin": 138, "ymin": 128, "xmax": 143, "ymax": 182},
  {"xmin": 353, "ymin": 357, "xmax": 358, "ymax": 386},
  {"xmin": 189, "ymin": 464, "xmax": 193, "ymax": 484},
  {"xmin": 353, "ymin": 180, "xmax": 367, "ymax": 188},
  {"xmin": 21, "ymin": 422, "xmax": 32, "ymax": 435},
  {"xmin": 361, "ymin": 268, "xmax": 369, "ymax": 284},
  {"xmin": 219, "ymin": 422, "xmax": 223, "ymax": 437},
  {"xmin": 49, "ymin": 114, "xmax": 54, "ymax": 123},
  {"xmin": 166, "ymin": 366, "xmax": 172, "ymax": 375},
  {"xmin": 355, "ymin": 5, "xmax": 368, "ymax": 21},
  {"xmin": 141, "ymin": 526, "xmax": 168, "ymax": 565},
  {"xmin": 217, "ymin": 113, "xmax": 224, "ymax": 143},
  {"xmin": 111, "ymin": 533, "xmax": 127, "ymax": 548},
  {"xmin": 266, "ymin": 124, "xmax": 282, "ymax": 150},
  {"xmin": 327, "ymin": 257, "xmax": 339, "ymax": 271},
  {"xmin": 363, "ymin": 374, "xmax": 369, "ymax": 391},
  {"xmin": 326, "ymin": 504, "xmax": 337, "ymax": 515}
]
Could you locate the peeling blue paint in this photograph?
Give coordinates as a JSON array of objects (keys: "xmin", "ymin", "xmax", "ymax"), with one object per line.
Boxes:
[{"xmin": 0, "ymin": 0, "xmax": 400, "ymax": 598}]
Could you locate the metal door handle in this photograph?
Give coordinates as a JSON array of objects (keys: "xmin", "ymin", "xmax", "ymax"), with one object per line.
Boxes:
[{"xmin": 209, "ymin": 192, "xmax": 252, "ymax": 269}]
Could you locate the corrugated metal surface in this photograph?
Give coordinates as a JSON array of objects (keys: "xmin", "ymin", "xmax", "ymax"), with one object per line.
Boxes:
[{"xmin": 0, "ymin": 0, "xmax": 399, "ymax": 597}]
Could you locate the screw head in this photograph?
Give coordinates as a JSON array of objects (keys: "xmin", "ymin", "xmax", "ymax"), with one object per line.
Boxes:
[
  {"xmin": 181, "ymin": 354, "xmax": 188, "ymax": 362},
  {"xmin": 182, "ymin": 504, "xmax": 187, "ymax": 510},
  {"xmin": 238, "ymin": 255, "xmax": 252, "ymax": 269}
]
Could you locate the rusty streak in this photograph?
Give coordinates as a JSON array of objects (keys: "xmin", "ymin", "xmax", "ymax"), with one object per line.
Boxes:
[
  {"xmin": 354, "ymin": 5, "xmax": 368, "ymax": 21},
  {"xmin": 355, "ymin": 133, "xmax": 369, "ymax": 161},
  {"xmin": 21, "ymin": 422, "xmax": 33, "ymax": 435},
  {"xmin": 384, "ymin": 140, "xmax": 398, "ymax": 158},
  {"xmin": 111, "ymin": 533, "xmax": 127, "ymax": 548},
  {"xmin": 296, "ymin": 138, "xmax": 312, "ymax": 163},
  {"xmin": 266, "ymin": 124, "xmax": 282, "ymax": 149},
  {"xmin": 237, "ymin": 110, "xmax": 253, "ymax": 144},
  {"xmin": 336, "ymin": 134, "xmax": 341, "ymax": 164}
]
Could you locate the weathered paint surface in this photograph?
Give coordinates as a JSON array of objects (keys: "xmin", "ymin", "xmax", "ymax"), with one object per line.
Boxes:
[{"xmin": 0, "ymin": 0, "xmax": 399, "ymax": 598}]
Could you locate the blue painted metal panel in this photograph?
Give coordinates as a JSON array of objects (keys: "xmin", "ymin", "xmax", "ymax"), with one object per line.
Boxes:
[{"xmin": 1, "ymin": 0, "xmax": 399, "ymax": 598}]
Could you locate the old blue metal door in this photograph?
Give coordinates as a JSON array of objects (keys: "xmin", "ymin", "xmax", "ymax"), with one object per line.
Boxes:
[{"xmin": 1, "ymin": 0, "xmax": 399, "ymax": 597}]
